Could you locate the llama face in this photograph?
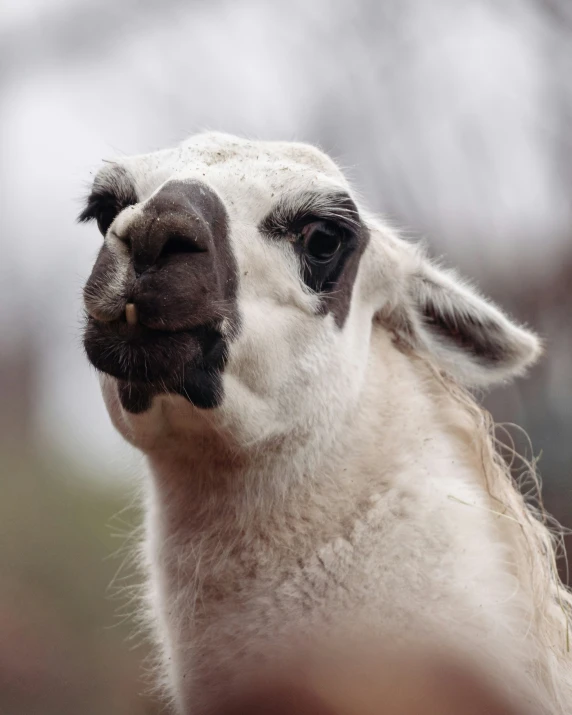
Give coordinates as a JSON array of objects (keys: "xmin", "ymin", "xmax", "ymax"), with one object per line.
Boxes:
[
  {"xmin": 81, "ymin": 133, "xmax": 377, "ymax": 440},
  {"xmin": 81, "ymin": 132, "xmax": 540, "ymax": 447}
]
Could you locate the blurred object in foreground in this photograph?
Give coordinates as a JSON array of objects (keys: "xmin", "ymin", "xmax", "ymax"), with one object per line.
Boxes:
[{"xmin": 216, "ymin": 648, "xmax": 527, "ymax": 715}]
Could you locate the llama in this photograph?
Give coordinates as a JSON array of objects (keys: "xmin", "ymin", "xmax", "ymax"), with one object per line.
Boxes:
[{"xmin": 79, "ymin": 131, "xmax": 572, "ymax": 714}]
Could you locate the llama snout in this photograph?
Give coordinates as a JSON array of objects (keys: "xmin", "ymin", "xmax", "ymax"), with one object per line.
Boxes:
[{"xmin": 82, "ymin": 179, "xmax": 240, "ymax": 412}]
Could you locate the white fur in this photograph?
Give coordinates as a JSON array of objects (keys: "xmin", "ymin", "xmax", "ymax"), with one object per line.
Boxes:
[{"xmin": 88, "ymin": 132, "xmax": 571, "ymax": 714}]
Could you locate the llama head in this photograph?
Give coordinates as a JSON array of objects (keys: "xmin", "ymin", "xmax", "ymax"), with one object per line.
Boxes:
[{"xmin": 80, "ymin": 132, "xmax": 540, "ymax": 449}]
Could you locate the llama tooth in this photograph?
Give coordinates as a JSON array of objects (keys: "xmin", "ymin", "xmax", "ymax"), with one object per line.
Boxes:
[{"xmin": 125, "ymin": 302, "xmax": 138, "ymax": 326}]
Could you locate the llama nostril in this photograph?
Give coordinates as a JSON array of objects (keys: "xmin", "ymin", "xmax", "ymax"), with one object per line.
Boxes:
[
  {"xmin": 160, "ymin": 232, "xmax": 206, "ymax": 258},
  {"xmin": 125, "ymin": 303, "xmax": 138, "ymax": 326}
]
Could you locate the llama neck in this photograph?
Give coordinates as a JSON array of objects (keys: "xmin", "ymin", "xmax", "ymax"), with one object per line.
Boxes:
[
  {"xmin": 141, "ymin": 332, "xmax": 572, "ymax": 715},
  {"xmin": 144, "ymin": 329, "xmax": 478, "ymax": 544}
]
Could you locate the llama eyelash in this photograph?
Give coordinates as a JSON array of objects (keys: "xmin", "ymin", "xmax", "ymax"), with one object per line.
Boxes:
[
  {"xmin": 259, "ymin": 189, "xmax": 361, "ymax": 239},
  {"xmin": 78, "ymin": 164, "xmax": 138, "ymax": 235}
]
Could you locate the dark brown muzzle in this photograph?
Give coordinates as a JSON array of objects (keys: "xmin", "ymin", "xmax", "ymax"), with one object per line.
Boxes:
[{"xmin": 83, "ymin": 180, "xmax": 239, "ymax": 412}]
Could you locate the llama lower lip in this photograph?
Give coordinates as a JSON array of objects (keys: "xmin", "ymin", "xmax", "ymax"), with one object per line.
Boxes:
[
  {"xmin": 172, "ymin": 364, "xmax": 224, "ymax": 409},
  {"xmin": 116, "ymin": 365, "xmax": 223, "ymax": 414},
  {"xmin": 117, "ymin": 380, "xmax": 155, "ymax": 414},
  {"xmin": 83, "ymin": 316, "xmax": 227, "ymax": 386}
]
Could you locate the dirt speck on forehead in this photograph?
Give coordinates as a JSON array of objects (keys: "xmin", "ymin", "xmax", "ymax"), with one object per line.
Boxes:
[
  {"xmin": 112, "ymin": 133, "xmax": 348, "ymax": 205},
  {"xmin": 182, "ymin": 134, "xmax": 341, "ymax": 177},
  {"xmin": 202, "ymin": 148, "xmax": 242, "ymax": 167}
]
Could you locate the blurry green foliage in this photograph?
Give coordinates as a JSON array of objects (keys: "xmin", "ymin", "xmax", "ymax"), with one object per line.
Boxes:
[{"xmin": 0, "ymin": 447, "xmax": 161, "ymax": 715}]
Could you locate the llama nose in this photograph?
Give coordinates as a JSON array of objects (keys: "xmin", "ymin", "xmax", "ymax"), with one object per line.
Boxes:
[
  {"xmin": 123, "ymin": 180, "xmax": 214, "ymax": 276},
  {"xmin": 108, "ymin": 179, "xmax": 234, "ymax": 334}
]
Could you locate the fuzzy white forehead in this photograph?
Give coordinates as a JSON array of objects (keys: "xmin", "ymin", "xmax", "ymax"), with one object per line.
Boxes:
[{"xmin": 115, "ymin": 132, "xmax": 352, "ymax": 224}]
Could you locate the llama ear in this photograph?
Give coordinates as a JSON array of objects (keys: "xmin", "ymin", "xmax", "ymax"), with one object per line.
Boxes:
[{"xmin": 400, "ymin": 260, "xmax": 542, "ymax": 387}]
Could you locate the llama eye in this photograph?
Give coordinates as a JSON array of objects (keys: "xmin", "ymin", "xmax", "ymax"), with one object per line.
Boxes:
[
  {"xmin": 96, "ymin": 209, "xmax": 117, "ymax": 236},
  {"xmin": 301, "ymin": 221, "xmax": 342, "ymax": 262}
]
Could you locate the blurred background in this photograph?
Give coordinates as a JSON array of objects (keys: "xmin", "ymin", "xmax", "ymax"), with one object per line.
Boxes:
[{"xmin": 0, "ymin": 0, "xmax": 570, "ymax": 713}]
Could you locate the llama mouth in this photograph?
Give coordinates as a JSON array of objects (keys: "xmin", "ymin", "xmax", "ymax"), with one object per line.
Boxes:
[{"xmin": 83, "ymin": 316, "xmax": 227, "ymax": 412}]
